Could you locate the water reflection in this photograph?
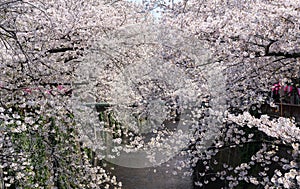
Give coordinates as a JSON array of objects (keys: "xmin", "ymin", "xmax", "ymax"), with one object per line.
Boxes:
[{"xmin": 104, "ymin": 153, "xmax": 193, "ymax": 189}]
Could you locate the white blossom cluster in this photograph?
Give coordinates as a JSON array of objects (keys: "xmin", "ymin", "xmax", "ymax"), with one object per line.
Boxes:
[
  {"xmin": 162, "ymin": 0, "xmax": 300, "ymax": 110},
  {"xmin": 0, "ymin": 0, "xmax": 146, "ymax": 187},
  {"xmin": 228, "ymin": 112, "xmax": 300, "ymax": 143},
  {"xmin": 1, "ymin": 0, "xmax": 300, "ymax": 188},
  {"xmin": 0, "ymin": 102, "xmax": 123, "ymax": 188},
  {"xmin": 270, "ymin": 169, "xmax": 300, "ymax": 188},
  {"xmin": 73, "ymin": 18, "xmax": 217, "ymax": 170},
  {"xmin": 156, "ymin": 0, "xmax": 300, "ymax": 188}
]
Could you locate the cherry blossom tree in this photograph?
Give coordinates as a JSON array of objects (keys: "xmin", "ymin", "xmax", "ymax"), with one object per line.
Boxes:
[
  {"xmin": 0, "ymin": 0, "xmax": 147, "ymax": 188},
  {"xmin": 166, "ymin": 0, "xmax": 300, "ymax": 107},
  {"xmin": 1, "ymin": 0, "xmax": 300, "ymax": 188},
  {"xmin": 157, "ymin": 0, "xmax": 300, "ymax": 188}
]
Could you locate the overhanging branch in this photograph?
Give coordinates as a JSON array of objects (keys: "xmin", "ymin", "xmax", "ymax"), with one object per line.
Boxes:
[
  {"xmin": 266, "ymin": 51, "xmax": 300, "ymax": 58},
  {"xmin": 47, "ymin": 47, "xmax": 74, "ymax": 54}
]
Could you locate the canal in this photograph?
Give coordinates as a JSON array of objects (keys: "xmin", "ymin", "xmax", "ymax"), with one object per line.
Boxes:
[{"xmin": 104, "ymin": 152, "xmax": 193, "ymax": 189}]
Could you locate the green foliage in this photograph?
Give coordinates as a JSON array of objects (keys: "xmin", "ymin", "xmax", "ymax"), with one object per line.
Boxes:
[{"xmin": 0, "ymin": 104, "xmax": 118, "ymax": 188}]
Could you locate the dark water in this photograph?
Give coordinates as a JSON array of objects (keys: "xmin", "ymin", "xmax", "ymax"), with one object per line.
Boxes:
[
  {"xmin": 104, "ymin": 154, "xmax": 193, "ymax": 189},
  {"xmin": 101, "ymin": 111, "xmax": 194, "ymax": 189}
]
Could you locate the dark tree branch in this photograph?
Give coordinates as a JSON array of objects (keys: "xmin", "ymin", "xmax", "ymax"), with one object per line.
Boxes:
[
  {"xmin": 265, "ymin": 39, "xmax": 277, "ymax": 55},
  {"xmin": 265, "ymin": 51, "xmax": 300, "ymax": 58},
  {"xmin": 249, "ymin": 39, "xmax": 300, "ymax": 59},
  {"xmin": 47, "ymin": 47, "xmax": 74, "ymax": 54}
]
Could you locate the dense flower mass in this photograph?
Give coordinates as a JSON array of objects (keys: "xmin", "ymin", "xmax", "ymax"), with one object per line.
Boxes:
[
  {"xmin": 228, "ymin": 112, "xmax": 300, "ymax": 143},
  {"xmin": 162, "ymin": 0, "xmax": 300, "ymax": 109},
  {"xmin": 159, "ymin": 0, "xmax": 300, "ymax": 188},
  {"xmin": 1, "ymin": 0, "xmax": 299, "ymax": 188},
  {"xmin": 0, "ymin": 0, "xmax": 144, "ymax": 187}
]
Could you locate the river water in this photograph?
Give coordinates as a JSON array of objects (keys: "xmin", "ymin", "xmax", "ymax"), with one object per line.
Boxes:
[
  {"xmin": 104, "ymin": 153, "xmax": 193, "ymax": 189},
  {"xmin": 101, "ymin": 107, "xmax": 195, "ymax": 188}
]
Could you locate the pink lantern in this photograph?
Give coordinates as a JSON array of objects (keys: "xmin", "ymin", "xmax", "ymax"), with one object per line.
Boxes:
[{"xmin": 272, "ymin": 83, "xmax": 281, "ymax": 95}]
